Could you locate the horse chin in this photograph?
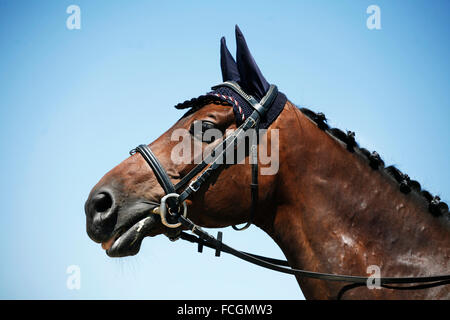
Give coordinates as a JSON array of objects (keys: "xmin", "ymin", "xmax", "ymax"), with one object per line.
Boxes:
[{"xmin": 106, "ymin": 214, "xmax": 158, "ymax": 257}]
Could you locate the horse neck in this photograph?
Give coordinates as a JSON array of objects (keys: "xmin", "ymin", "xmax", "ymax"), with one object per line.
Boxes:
[{"xmin": 258, "ymin": 102, "xmax": 449, "ymax": 299}]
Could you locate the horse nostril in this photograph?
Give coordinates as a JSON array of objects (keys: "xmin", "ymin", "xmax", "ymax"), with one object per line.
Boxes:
[
  {"xmin": 93, "ymin": 192, "xmax": 113, "ymax": 213},
  {"xmin": 85, "ymin": 189, "xmax": 117, "ymax": 242}
]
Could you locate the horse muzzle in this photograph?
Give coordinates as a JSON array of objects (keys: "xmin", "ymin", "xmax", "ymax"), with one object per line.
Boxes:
[{"xmin": 85, "ymin": 186, "xmax": 161, "ymax": 257}]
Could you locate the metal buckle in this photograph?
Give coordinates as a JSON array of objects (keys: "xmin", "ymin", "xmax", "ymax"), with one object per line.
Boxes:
[
  {"xmin": 188, "ymin": 181, "xmax": 200, "ymax": 193},
  {"xmin": 244, "ymin": 117, "xmax": 257, "ymax": 130},
  {"xmin": 156, "ymin": 193, "xmax": 187, "ymax": 228}
]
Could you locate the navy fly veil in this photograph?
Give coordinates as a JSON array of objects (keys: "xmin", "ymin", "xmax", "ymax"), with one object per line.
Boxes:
[{"xmin": 175, "ymin": 25, "xmax": 287, "ymax": 128}]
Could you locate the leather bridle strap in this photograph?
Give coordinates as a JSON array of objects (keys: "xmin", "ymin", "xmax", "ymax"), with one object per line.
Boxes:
[
  {"xmin": 173, "ymin": 129, "xmax": 244, "ymax": 192},
  {"xmin": 233, "ymin": 122, "xmax": 259, "ymax": 231},
  {"xmin": 129, "ymin": 145, "xmax": 180, "ymax": 223},
  {"xmin": 130, "ymin": 145, "xmax": 176, "ymax": 195}
]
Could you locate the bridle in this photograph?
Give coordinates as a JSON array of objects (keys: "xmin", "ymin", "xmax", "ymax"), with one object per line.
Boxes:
[
  {"xmin": 130, "ymin": 80, "xmax": 273, "ymax": 231},
  {"xmin": 130, "ymin": 81, "xmax": 450, "ymax": 299}
]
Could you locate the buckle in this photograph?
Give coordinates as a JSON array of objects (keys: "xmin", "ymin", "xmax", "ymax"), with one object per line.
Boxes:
[
  {"xmin": 242, "ymin": 117, "xmax": 257, "ymax": 130},
  {"xmin": 157, "ymin": 193, "xmax": 187, "ymax": 228},
  {"xmin": 188, "ymin": 181, "xmax": 201, "ymax": 193},
  {"xmin": 248, "ymin": 117, "xmax": 257, "ymax": 128}
]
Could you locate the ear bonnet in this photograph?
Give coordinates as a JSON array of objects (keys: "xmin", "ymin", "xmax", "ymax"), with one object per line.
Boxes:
[{"xmin": 175, "ymin": 25, "xmax": 286, "ymax": 129}]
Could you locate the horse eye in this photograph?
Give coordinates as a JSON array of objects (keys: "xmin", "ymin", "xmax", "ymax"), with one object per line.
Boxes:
[
  {"xmin": 189, "ymin": 121, "xmax": 219, "ymax": 143},
  {"xmin": 202, "ymin": 121, "xmax": 215, "ymax": 131}
]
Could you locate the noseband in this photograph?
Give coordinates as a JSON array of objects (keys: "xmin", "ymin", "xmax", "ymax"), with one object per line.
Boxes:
[{"xmin": 129, "ymin": 81, "xmax": 450, "ymax": 299}]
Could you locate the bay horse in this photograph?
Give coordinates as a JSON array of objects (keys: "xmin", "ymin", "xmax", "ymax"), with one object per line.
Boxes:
[{"xmin": 85, "ymin": 26, "xmax": 450, "ymax": 299}]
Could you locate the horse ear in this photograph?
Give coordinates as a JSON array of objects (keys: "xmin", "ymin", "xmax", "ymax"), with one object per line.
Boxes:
[
  {"xmin": 220, "ymin": 37, "xmax": 240, "ymax": 82},
  {"xmin": 235, "ymin": 25, "xmax": 270, "ymax": 100}
]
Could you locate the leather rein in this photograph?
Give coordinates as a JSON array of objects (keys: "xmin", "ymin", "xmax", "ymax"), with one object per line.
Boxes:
[{"xmin": 130, "ymin": 81, "xmax": 450, "ymax": 298}]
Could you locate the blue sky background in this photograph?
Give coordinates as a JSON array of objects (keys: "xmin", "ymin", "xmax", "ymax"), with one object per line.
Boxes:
[{"xmin": 0, "ymin": 1, "xmax": 448, "ymax": 299}]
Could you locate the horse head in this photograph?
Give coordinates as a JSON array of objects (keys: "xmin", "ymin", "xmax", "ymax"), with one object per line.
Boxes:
[{"xmin": 85, "ymin": 26, "xmax": 286, "ymax": 257}]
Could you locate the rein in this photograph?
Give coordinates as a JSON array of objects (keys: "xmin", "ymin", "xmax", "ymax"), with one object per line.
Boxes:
[{"xmin": 130, "ymin": 81, "xmax": 450, "ymax": 299}]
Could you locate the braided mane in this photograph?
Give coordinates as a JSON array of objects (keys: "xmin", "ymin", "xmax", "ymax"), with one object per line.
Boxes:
[{"xmin": 299, "ymin": 107, "xmax": 449, "ymax": 218}]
